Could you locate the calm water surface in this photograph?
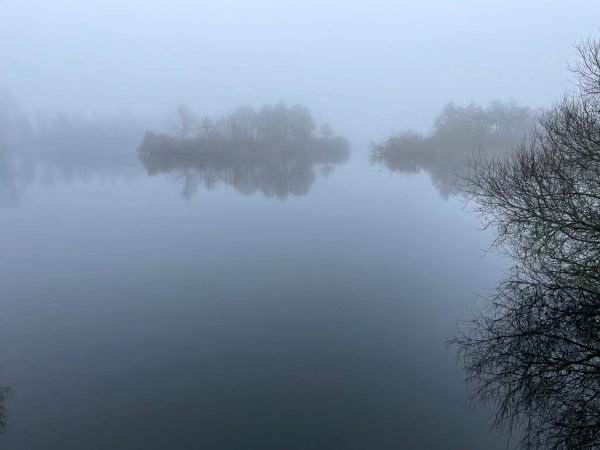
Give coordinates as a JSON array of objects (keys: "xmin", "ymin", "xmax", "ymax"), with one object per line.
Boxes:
[{"xmin": 0, "ymin": 145, "xmax": 510, "ymax": 449}]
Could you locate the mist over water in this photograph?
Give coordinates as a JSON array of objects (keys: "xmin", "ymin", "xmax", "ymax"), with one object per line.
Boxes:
[
  {"xmin": 0, "ymin": 146, "xmax": 512, "ymax": 449},
  {"xmin": 1, "ymin": 1, "xmax": 599, "ymax": 448}
]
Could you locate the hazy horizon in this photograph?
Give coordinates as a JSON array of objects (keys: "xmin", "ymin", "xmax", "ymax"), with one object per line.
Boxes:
[{"xmin": 1, "ymin": 1, "xmax": 599, "ymax": 143}]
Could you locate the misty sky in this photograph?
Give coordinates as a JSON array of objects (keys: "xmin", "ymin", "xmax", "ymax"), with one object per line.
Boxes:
[{"xmin": 1, "ymin": 1, "xmax": 599, "ymax": 140}]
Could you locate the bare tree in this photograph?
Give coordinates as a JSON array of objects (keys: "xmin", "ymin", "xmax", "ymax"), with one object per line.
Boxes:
[
  {"xmin": 200, "ymin": 167, "xmax": 219, "ymax": 190},
  {"xmin": 448, "ymin": 37, "xmax": 600, "ymax": 450},
  {"xmin": 174, "ymin": 104, "xmax": 196, "ymax": 139},
  {"xmin": 213, "ymin": 117, "xmax": 231, "ymax": 140},
  {"xmin": 229, "ymin": 105, "xmax": 256, "ymax": 140},
  {"xmin": 319, "ymin": 123, "xmax": 335, "ymax": 140},
  {"xmin": 198, "ymin": 116, "xmax": 214, "ymax": 139}
]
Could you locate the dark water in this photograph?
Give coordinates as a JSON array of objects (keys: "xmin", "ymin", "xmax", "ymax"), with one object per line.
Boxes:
[{"xmin": 0, "ymin": 146, "xmax": 511, "ymax": 449}]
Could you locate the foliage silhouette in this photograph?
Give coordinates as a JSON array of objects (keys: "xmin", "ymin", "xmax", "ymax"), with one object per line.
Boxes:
[{"xmin": 447, "ymin": 37, "xmax": 600, "ymax": 450}]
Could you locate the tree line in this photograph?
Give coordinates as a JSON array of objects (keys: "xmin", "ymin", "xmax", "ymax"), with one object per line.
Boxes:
[
  {"xmin": 370, "ymin": 99, "xmax": 534, "ymax": 159},
  {"xmin": 171, "ymin": 101, "xmax": 336, "ymax": 142},
  {"xmin": 0, "ymin": 97, "xmax": 146, "ymax": 153},
  {"xmin": 369, "ymin": 100, "xmax": 535, "ymax": 198}
]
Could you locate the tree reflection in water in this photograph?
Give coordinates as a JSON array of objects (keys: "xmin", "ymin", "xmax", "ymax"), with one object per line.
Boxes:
[
  {"xmin": 138, "ymin": 140, "xmax": 350, "ymax": 201},
  {"xmin": 0, "ymin": 386, "xmax": 10, "ymax": 434}
]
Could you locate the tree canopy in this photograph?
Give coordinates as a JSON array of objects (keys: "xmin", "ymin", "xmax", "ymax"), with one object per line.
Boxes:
[
  {"xmin": 369, "ymin": 100, "xmax": 534, "ymax": 198},
  {"xmin": 171, "ymin": 101, "xmax": 319, "ymax": 143}
]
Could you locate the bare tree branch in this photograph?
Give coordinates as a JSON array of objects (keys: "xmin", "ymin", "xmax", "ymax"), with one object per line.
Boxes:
[{"xmin": 448, "ymin": 36, "xmax": 600, "ymax": 450}]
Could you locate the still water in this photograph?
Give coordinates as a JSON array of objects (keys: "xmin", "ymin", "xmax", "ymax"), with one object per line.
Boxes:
[{"xmin": 0, "ymin": 144, "xmax": 510, "ymax": 449}]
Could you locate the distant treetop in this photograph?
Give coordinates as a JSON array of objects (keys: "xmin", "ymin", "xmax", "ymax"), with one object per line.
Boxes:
[
  {"xmin": 139, "ymin": 102, "xmax": 348, "ymax": 156},
  {"xmin": 171, "ymin": 101, "xmax": 324, "ymax": 143},
  {"xmin": 369, "ymin": 100, "xmax": 535, "ymax": 199},
  {"xmin": 432, "ymin": 100, "xmax": 533, "ymax": 141}
]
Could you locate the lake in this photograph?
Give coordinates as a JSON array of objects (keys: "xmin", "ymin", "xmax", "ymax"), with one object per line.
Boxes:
[{"xmin": 0, "ymin": 142, "xmax": 512, "ymax": 449}]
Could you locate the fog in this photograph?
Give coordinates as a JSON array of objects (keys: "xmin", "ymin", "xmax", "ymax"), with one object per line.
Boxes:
[
  {"xmin": 1, "ymin": 1, "xmax": 599, "ymax": 142},
  {"xmin": 1, "ymin": 1, "xmax": 599, "ymax": 449},
  {"xmin": 369, "ymin": 100, "xmax": 535, "ymax": 198}
]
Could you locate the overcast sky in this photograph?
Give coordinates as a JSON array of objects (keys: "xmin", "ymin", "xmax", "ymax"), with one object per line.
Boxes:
[{"xmin": 1, "ymin": 0, "xmax": 599, "ymax": 140}]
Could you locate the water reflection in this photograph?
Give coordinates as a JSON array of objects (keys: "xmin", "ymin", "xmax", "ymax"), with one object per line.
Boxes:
[
  {"xmin": 0, "ymin": 96, "xmax": 148, "ymax": 208},
  {"xmin": 0, "ymin": 386, "xmax": 9, "ymax": 434},
  {"xmin": 0, "ymin": 128, "xmax": 510, "ymax": 450},
  {"xmin": 370, "ymin": 101, "xmax": 535, "ymax": 198},
  {"xmin": 35, "ymin": 151, "xmax": 141, "ymax": 186},
  {"xmin": 0, "ymin": 150, "xmax": 34, "ymax": 208},
  {"xmin": 137, "ymin": 102, "xmax": 350, "ymax": 200},
  {"xmin": 138, "ymin": 141, "xmax": 350, "ymax": 200},
  {"xmin": 0, "ymin": 149, "xmax": 142, "ymax": 208}
]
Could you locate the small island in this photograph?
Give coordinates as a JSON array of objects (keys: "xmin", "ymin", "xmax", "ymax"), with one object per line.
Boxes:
[
  {"xmin": 369, "ymin": 101, "xmax": 534, "ymax": 198},
  {"xmin": 137, "ymin": 102, "xmax": 350, "ymax": 200},
  {"xmin": 138, "ymin": 102, "xmax": 349, "ymax": 156}
]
